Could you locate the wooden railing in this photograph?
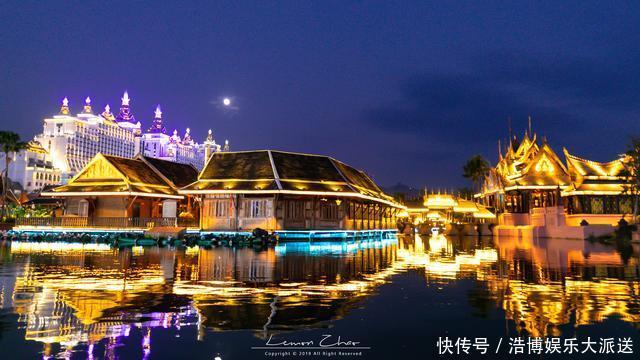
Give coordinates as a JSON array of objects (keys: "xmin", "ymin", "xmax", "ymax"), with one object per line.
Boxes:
[{"xmin": 15, "ymin": 217, "xmax": 199, "ymax": 229}]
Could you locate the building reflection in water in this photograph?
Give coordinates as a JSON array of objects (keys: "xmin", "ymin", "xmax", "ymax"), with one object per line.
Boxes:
[
  {"xmin": 0, "ymin": 233, "xmax": 639, "ymax": 358},
  {"xmin": 0, "ymin": 237, "xmax": 399, "ymax": 359}
]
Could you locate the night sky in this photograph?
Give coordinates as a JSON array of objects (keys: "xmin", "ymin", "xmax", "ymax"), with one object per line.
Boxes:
[{"xmin": 1, "ymin": 1, "xmax": 639, "ymax": 189}]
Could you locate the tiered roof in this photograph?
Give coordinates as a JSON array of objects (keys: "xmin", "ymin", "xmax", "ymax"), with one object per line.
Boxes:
[
  {"xmin": 562, "ymin": 149, "xmax": 627, "ymax": 195},
  {"xmin": 479, "ymin": 131, "xmax": 628, "ymax": 196},
  {"xmin": 181, "ymin": 150, "xmax": 401, "ymax": 207}
]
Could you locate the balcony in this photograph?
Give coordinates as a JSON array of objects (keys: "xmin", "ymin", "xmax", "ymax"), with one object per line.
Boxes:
[{"xmin": 14, "ymin": 217, "xmax": 199, "ymax": 230}]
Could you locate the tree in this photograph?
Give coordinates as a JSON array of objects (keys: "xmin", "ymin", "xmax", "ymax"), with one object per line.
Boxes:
[
  {"xmin": 463, "ymin": 155, "xmax": 490, "ymax": 193},
  {"xmin": 622, "ymin": 137, "xmax": 640, "ymax": 221},
  {"xmin": 0, "ymin": 131, "xmax": 28, "ymax": 218}
]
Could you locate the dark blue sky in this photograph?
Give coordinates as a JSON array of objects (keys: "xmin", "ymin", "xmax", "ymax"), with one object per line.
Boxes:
[{"xmin": 2, "ymin": 1, "xmax": 639, "ymax": 188}]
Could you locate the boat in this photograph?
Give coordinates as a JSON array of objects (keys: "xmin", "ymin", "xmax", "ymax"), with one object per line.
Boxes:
[
  {"xmin": 137, "ymin": 238, "xmax": 157, "ymax": 246},
  {"xmin": 116, "ymin": 237, "xmax": 137, "ymax": 246}
]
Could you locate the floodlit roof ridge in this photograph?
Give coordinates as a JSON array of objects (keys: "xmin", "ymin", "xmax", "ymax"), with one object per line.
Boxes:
[
  {"xmin": 267, "ymin": 150, "xmax": 283, "ymax": 190},
  {"xmin": 137, "ymin": 154, "xmax": 177, "ymax": 190},
  {"xmin": 563, "ymin": 148, "xmax": 623, "ymax": 166},
  {"xmin": 327, "ymin": 157, "xmax": 359, "ymax": 193}
]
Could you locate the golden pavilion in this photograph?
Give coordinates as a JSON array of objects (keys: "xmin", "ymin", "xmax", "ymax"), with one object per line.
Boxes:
[{"xmin": 476, "ymin": 130, "xmax": 631, "ymax": 239}]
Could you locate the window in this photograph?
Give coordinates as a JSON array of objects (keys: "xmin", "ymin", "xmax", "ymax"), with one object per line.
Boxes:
[
  {"xmin": 320, "ymin": 203, "xmax": 339, "ymax": 220},
  {"xmin": 208, "ymin": 199, "xmax": 230, "ymax": 218},
  {"xmin": 590, "ymin": 197, "xmax": 604, "ymax": 214},
  {"xmin": 247, "ymin": 199, "xmax": 270, "ymax": 218},
  {"xmin": 620, "ymin": 197, "xmax": 633, "ymax": 214},
  {"xmin": 286, "ymin": 201, "xmax": 305, "ymax": 220}
]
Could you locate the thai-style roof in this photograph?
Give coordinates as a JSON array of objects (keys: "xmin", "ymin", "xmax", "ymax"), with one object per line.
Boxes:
[
  {"xmin": 479, "ymin": 130, "xmax": 630, "ymax": 197},
  {"xmin": 564, "ymin": 149, "xmax": 625, "ymax": 178},
  {"xmin": 562, "ymin": 149, "xmax": 628, "ymax": 195},
  {"xmin": 506, "ymin": 142, "xmax": 571, "ymax": 189},
  {"xmin": 182, "ymin": 150, "xmax": 400, "ymax": 207},
  {"xmin": 473, "ymin": 204, "xmax": 496, "ymax": 219},
  {"xmin": 141, "ymin": 156, "xmax": 198, "ymax": 188},
  {"xmin": 42, "ymin": 154, "xmax": 183, "ymax": 199}
]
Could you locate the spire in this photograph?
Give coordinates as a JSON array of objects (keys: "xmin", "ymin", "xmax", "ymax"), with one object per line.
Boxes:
[
  {"xmin": 122, "ymin": 91, "xmax": 130, "ymax": 106},
  {"xmin": 528, "ymin": 115, "xmax": 533, "ymax": 137},
  {"xmin": 182, "ymin": 128, "xmax": 192, "ymax": 144},
  {"xmin": 116, "ymin": 91, "xmax": 136, "ymax": 123},
  {"xmin": 101, "ymin": 104, "xmax": 115, "ymax": 122},
  {"xmin": 206, "ymin": 129, "xmax": 214, "ymax": 143},
  {"xmin": 60, "ymin": 97, "xmax": 70, "ymax": 115},
  {"xmin": 170, "ymin": 129, "xmax": 180, "ymax": 143},
  {"xmin": 147, "ymin": 105, "xmax": 166, "ymax": 134},
  {"xmin": 498, "ymin": 139, "xmax": 503, "ymax": 160},
  {"xmin": 82, "ymin": 96, "xmax": 93, "ymax": 114}
]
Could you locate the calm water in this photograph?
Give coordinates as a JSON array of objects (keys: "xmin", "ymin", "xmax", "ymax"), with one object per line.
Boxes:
[{"xmin": 0, "ymin": 234, "xmax": 639, "ymax": 359}]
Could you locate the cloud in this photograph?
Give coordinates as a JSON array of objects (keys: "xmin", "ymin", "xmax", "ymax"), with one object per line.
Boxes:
[{"xmin": 362, "ymin": 50, "xmax": 640, "ymax": 144}]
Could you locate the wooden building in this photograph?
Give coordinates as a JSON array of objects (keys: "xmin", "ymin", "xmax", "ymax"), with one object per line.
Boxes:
[
  {"xmin": 180, "ymin": 150, "xmax": 403, "ymax": 232},
  {"xmin": 39, "ymin": 154, "xmax": 198, "ymax": 228}
]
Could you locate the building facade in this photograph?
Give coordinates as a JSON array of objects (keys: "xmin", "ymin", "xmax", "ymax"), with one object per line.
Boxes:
[
  {"xmin": 35, "ymin": 95, "xmax": 141, "ymax": 182},
  {"xmin": 139, "ymin": 105, "xmax": 227, "ymax": 170},
  {"xmin": 32, "ymin": 91, "xmax": 229, "ymax": 186},
  {"xmin": 0, "ymin": 140, "xmax": 62, "ymax": 193},
  {"xmin": 37, "ymin": 154, "xmax": 198, "ymax": 229},
  {"xmin": 180, "ymin": 150, "xmax": 403, "ymax": 232}
]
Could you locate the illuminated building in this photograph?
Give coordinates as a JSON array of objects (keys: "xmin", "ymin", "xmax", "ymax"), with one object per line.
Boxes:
[
  {"xmin": 476, "ymin": 130, "xmax": 631, "ymax": 238},
  {"xmin": 0, "ymin": 138, "xmax": 61, "ymax": 192},
  {"xmin": 33, "ymin": 91, "xmax": 228, "ymax": 186},
  {"xmin": 402, "ymin": 191, "xmax": 495, "ymax": 225},
  {"xmin": 37, "ymin": 154, "xmax": 197, "ymax": 226},
  {"xmin": 23, "ymin": 150, "xmax": 401, "ymax": 232},
  {"xmin": 35, "ymin": 95, "xmax": 141, "ymax": 181},
  {"xmin": 180, "ymin": 150, "xmax": 404, "ymax": 231},
  {"xmin": 140, "ymin": 105, "xmax": 227, "ymax": 169}
]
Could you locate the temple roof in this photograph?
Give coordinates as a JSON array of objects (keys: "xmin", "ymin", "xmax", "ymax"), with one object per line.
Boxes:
[
  {"xmin": 182, "ymin": 150, "xmax": 398, "ymax": 207},
  {"xmin": 479, "ymin": 129, "xmax": 630, "ymax": 196},
  {"xmin": 508, "ymin": 142, "xmax": 571, "ymax": 188},
  {"xmin": 564, "ymin": 149, "xmax": 626, "ymax": 177},
  {"xmin": 562, "ymin": 149, "xmax": 628, "ymax": 195}
]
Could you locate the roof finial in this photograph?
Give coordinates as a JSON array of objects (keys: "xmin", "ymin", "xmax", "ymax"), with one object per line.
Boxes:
[
  {"xmin": 122, "ymin": 91, "xmax": 130, "ymax": 106},
  {"xmin": 146, "ymin": 104, "xmax": 166, "ymax": 134},
  {"xmin": 101, "ymin": 104, "xmax": 115, "ymax": 122},
  {"xmin": 116, "ymin": 91, "xmax": 135, "ymax": 123},
  {"xmin": 528, "ymin": 115, "xmax": 532, "ymax": 137},
  {"xmin": 83, "ymin": 96, "xmax": 92, "ymax": 114},
  {"xmin": 498, "ymin": 139, "xmax": 503, "ymax": 160},
  {"xmin": 60, "ymin": 97, "xmax": 70, "ymax": 115}
]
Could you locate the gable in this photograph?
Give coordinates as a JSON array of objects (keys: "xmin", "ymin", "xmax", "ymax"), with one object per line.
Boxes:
[{"xmin": 74, "ymin": 156, "xmax": 125, "ymax": 182}]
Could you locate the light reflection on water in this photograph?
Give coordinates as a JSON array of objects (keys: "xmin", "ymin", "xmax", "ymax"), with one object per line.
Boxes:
[{"xmin": 0, "ymin": 234, "xmax": 639, "ymax": 358}]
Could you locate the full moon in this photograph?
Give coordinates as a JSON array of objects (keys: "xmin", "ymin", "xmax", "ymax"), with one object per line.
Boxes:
[{"xmin": 223, "ymin": 98, "xmax": 231, "ymax": 106}]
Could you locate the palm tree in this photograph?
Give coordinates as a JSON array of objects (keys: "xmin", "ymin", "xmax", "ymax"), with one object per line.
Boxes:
[
  {"xmin": 0, "ymin": 131, "xmax": 28, "ymax": 218},
  {"xmin": 463, "ymin": 155, "xmax": 490, "ymax": 193}
]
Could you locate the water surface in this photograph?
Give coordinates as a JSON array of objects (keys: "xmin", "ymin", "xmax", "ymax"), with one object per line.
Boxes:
[{"xmin": 0, "ymin": 234, "xmax": 639, "ymax": 359}]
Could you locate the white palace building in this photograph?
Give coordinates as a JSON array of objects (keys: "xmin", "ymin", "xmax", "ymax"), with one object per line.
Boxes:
[{"xmin": 4, "ymin": 91, "xmax": 229, "ymax": 192}]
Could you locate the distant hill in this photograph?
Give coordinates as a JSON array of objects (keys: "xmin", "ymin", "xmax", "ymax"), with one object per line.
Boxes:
[{"xmin": 382, "ymin": 183, "xmax": 421, "ymax": 198}]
